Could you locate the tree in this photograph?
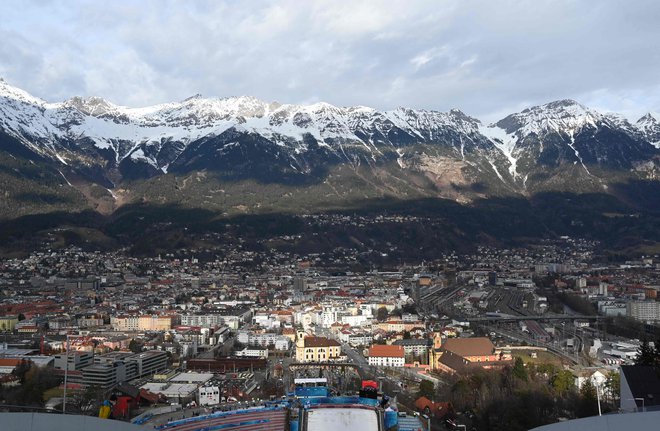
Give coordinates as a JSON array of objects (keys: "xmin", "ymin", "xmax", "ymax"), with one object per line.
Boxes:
[
  {"xmin": 635, "ymin": 338, "xmax": 656, "ymax": 366},
  {"xmin": 512, "ymin": 357, "xmax": 528, "ymax": 382},
  {"xmin": 417, "ymin": 380, "xmax": 435, "ymax": 400},
  {"xmin": 7, "ymin": 365, "xmax": 59, "ymax": 407},
  {"xmin": 551, "ymin": 370, "xmax": 575, "ymax": 394},
  {"xmin": 376, "ymin": 307, "xmax": 388, "ymax": 322},
  {"xmin": 604, "ymin": 371, "xmax": 620, "ymax": 405},
  {"xmin": 128, "ymin": 339, "xmax": 142, "ymax": 353},
  {"xmin": 12, "ymin": 359, "xmax": 32, "ymax": 384},
  {"xmin": 577, "ymin": 380, "xmax": 599, "ymax": 418},
  {"xmin": 68, "ymin": 385, "xmax": 105, "ymax": 414}
]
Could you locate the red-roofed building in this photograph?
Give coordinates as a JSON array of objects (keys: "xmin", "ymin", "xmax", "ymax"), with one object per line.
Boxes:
[
  {"xmin": 368, "ymin": 344, "xmax": 405, "ymax": 367},
  {"xmin": 0, "ymin": 358, "xmax": 25, "ymax": 374},
  {"xmin": 414, "ymin": 396, "xmax": 453, "ymax": 419}
]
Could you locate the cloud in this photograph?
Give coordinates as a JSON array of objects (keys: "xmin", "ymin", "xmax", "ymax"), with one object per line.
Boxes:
[{"xmin": 0, "ymin": 0, "xmax": 658, "ymax": 121}]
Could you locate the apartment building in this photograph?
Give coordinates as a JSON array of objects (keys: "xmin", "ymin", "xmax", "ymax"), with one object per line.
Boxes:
[
  {"xmin": 180, "ymin": 314, "xmax": 225, "ymax": 327},
  {"xmin": 627, "ymin": 301, "xmax": 660, "ymax": 322},
  {"xmin": 367, "ymin": 345, "xmax": 405, "ymax": 367},
  {"xmin": 81, "ymin": 350, "xmax": 168, "ymax": 388},
  {"xmin": 111, "ymin": 315, "xmax": 175, "ymax": 331},
  {"xmin": 54, "ymin": 351, "xmax": 94, "ymax": 371}
]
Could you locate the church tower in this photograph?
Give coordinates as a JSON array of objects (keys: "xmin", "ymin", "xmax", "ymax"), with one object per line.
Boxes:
[
  {"xmin": 296, "ymin": 329, "xmax": 306, "ymax": 349},
  {"xmin": 433, "ymin": 332, "xmax": 442, "ymax": 349},
  {"xmin": 428, "ymin": 332, "xmax": 443, "ymax": 370}
]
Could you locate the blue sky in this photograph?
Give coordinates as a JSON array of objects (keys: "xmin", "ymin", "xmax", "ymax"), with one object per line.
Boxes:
[{"xmin": 1, "ymin": 0, "xmax": 659, "ymax": 121}]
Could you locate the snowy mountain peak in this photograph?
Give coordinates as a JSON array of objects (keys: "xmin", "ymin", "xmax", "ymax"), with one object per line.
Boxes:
[
  {"xmin": 0, "ymin": 79, "xmax": 658, "ymax": 194},
  {"xmin": 182, "ymin": 95, "xmax": 270, "ymax": 118},
  {"xmin": 183, "ymin": 93, "xmax": 203, "ymax": 101},
  {"xmin": 543, "ymin": 99, "xmax": 582, "ymax": 109},
  {"xmin": 63, "ymin": 96, "xmax": 118, "ymax": 117},
  {"xmin": 637, "ymin": 112, "xmax": 660, "ymax": 148},
  {"xmin": 448, "ymin": 108, "xmax": 481, "ymax": 125},
  {"xmin": 495, "ymin": 99, "xmax": 602, "ymax": 136},
  {"xmin": 523, "ymin": 99, "xmax": 596, "ymax": 119},
  {"xmin": 638, "ymin": 112, "xmax": 658, "ymax": 125},
  {"xmin": 0, "ymin": 78, "xmax": 48, "ymax": 107}
]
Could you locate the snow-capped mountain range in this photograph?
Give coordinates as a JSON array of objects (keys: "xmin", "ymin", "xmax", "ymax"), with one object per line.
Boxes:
[{"xmin": 0, "ymin": 77, "xmax": 658, "ymax": 215}]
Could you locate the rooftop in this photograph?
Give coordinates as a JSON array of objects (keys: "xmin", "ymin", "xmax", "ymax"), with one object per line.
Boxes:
[
  {"xmin": 304, "ymin": 337, "xmax": 341, "ymax": 348},
  {"xmin": 368, "ymin": 345, "xmax": 405, "ymax": 358},
  {"xmin": 442, "ymin": 337, "xmax": 495, "ymax": 357}
]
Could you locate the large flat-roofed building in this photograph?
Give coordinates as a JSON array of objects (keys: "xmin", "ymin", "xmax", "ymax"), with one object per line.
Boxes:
[
  {"xmin": 82, "ymin": 362, "xmax": 131, "ymax": 388},
  {"xmin": 94, "ymin": 351, "xmax": 133, "ymax": 366},
  {"xmin": 54, "ymin": 351, "xmax": 94, "ymax": 371},
  {"xmin": 627, "ymin": 301, "xmax": 660, "ymax": 322},
  {"xmin": 130, "ymin": 350, "xmax": 168, "ymax": 376},
  {"xmin": 140, "ymin": 382, "xmax": 198, "ymax": 403},
  {"xmin": 169, "ymin": 371, "xmax": 213, "ymax": 384},
  {"xmin": 81, "ymin": 350, "xmax": 168, "ymax": 388}
]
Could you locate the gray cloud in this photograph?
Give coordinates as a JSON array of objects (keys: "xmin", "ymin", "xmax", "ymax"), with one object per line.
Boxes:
[{"xmin": 0, "ymin": 0, "xmax": 658, "ymax": 121}]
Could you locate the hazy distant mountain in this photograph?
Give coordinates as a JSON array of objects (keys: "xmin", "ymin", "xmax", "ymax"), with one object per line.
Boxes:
[{"xmin": 0, "ymin": 78, "xmax": 658, "ymax": 219}]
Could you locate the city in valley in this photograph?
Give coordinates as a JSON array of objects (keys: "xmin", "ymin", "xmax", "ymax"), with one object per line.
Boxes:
[
  {"xmin": 2, "ymin": 2, "xmax": 660, "ymax": 431},
  {"xmin": 1, "ymin": 233, "xmax": 658, "ymax": 430}
]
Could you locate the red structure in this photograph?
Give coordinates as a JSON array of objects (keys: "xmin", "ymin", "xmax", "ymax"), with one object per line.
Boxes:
[{"xmin": 414, "ymin": 396, "xmax": 453, "ymax": 419}]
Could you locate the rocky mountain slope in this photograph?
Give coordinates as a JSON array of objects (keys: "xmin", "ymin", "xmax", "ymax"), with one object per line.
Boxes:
[{"xmin": 0, "ymin": 78, "xmax": 658, "ymax": 218}]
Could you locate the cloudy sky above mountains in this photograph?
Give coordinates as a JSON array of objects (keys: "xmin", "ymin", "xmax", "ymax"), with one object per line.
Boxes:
[{"xmin": 1, "ymin": 0, "xmax": 658, "ymax": 121}]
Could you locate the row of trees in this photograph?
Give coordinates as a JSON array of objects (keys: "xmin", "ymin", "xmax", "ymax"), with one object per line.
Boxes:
[
  {"xmin": 1, "ymin": 361, "xmax": 105, "ymax": 414},
  {"xmin": 2, "ymin": 361, "xmax": 60, "ymax": 408},
  {"xmin": 430, "ymin": 358, "xmax": 619, "ymax": 431}
]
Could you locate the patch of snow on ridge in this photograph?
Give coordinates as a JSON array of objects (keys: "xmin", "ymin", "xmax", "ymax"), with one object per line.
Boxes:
[
  {"xmin": 486, "ymin": 155, "xmax": 506, "ymax": 184},
  {"xmin": 479, "ymin": 124, "xmax": 519, "ymax": 179},
  {"xmin": 566, "ymin": 133, "xmax": 593, "ymax": 176},
  {"xmin": 396, "ymin": 148, "xmax": 405, "ymax": 168},
  {"xmin": 58, "ymin": 170, "xmax": 72, "ymax": 186},
  {"xmin": 55, "ymin": 153, "xmax": 68, "ymax": 165}
]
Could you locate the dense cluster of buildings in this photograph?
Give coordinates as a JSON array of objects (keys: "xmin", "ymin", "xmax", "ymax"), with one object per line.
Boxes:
[{"xmin": 0, "ymin": 239, "xmax": 657, "ymax": 414}]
